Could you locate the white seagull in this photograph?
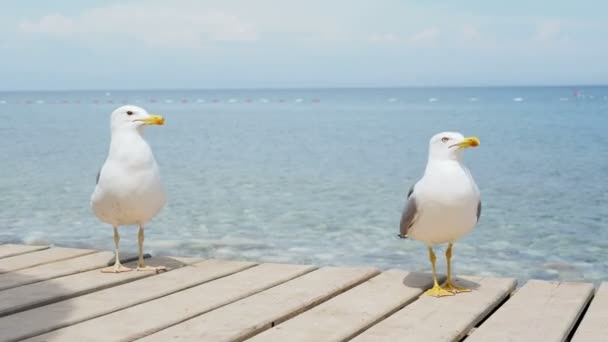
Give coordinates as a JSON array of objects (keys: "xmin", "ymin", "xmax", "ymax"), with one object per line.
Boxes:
[
  {"xmin": 91, "ymin": 105, "xmax": 167, "ymax": 273},
  {"xmin": 399, "ymin": 132, "xmax": 481, "ymax": 297}
]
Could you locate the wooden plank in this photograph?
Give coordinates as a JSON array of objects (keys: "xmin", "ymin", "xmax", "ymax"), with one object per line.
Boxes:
[
  {"xmin": 353, "ymin": 276, "xmax": 516, "ymax": 342},
  {"xmin": 0, "ymin": 245, "xmax": 49, "ymax": 259},
  {"xmin": 0, "ymin": 247, "xmax": 95, "ymax": 273},
  {"xmin": 168, "ymin": 256, "xmax": 204, "ymax": 265},
  {"xmin": 571, "ymin": 282, "xmax": 608, "ymax": 342},
  {"xmin": 0, "ymin": 259, "xmax": 255, "ymax": 342},
  {"xmin": 249, "ymin": 270, "xmax": 435, "ymax": 342},
  {"xmin": 0, "ymin": 256, "xmax": 166, "ymax": 316},
  {"xmin": 23, "ymin": 263, "xmax": 317, "ymax": 342},
  {"xmin": 0, "ymin": 251, "xmax": 138, "ymax": 291},
  {"xmin": 140, "ymin": 266, "xmax": 380, "ymax": 342},
  {"xmin": 467, "ymin": 279, "xmax": 594, "ymax": 342}
]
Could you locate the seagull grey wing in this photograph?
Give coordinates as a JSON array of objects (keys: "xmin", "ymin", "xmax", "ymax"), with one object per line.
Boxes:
[
  {"xmin": 96, "ymin": 167, "xmax": 101, "ymax": 185},
  {"xmin": 399, "ymin": 197, "xmax": 418, "ymax": 238},
  {"xmin": 406, "ymin": 184, "xmax": 414, "ymax": 198},
  {"xmin": 399, "ymin": 185, "xmax": 418, "ymax": 238},
  {"xmin": 476, "ymin": 200, "xmax": 482, "ymax": 222}
]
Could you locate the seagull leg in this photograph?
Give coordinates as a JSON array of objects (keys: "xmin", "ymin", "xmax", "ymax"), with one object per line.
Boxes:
[
  {"xmin": 136, "ymin": 225, "xmax": 167, "ymax": 273},
  {"xmin": 423, "ymin": 246, "xmax": 453, "ymax": 297},
  {"xmin": 101, "ymin": 226, "xmax": 132, "ymax": 273},
  {"xmin": 442, "ymin": 243, "xmax": 471, "ymax": 293}
]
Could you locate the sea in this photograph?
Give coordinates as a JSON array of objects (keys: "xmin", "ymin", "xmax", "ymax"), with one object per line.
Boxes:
[{"xmin": 1, "ymin": 86, "xmax": 607, "ymax": 284}]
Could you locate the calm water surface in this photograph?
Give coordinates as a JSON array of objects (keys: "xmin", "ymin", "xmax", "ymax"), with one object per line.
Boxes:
[{"xmin": 1, "ymin": 87, "xmax": 607, "ymax": 284}]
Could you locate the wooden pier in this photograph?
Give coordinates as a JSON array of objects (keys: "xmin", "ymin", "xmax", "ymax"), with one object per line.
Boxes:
[{"xmin": 0, "ymin": 243, "xmax": 604, "ymax": 341}]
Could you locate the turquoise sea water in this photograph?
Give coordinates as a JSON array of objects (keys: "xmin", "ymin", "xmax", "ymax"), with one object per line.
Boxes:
[{"xmin": 1, "ymin": 87, "xmax": 607, "ymax": 283}]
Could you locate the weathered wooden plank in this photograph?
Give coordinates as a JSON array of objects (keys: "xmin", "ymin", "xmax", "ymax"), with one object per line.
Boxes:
[
  {"xmin": 0, "ymin": 247, "xmax": 95, "ymax": 273},
  {"xmin": 167, "ymin": 256, "xmax": 204, "ymax": 265},
  {"xmin": 353, "ymin": 276, "xmax": 516, "ymax": 342},
  {"xmin": 0, "ymin": 245, "xmax": 49, "ymax": 259},
  {"xmin": 249, "ymin": 270, "xmax": 435, "ymax": 342},
  {"xmin": 468, "ymin": 279, "xmax": 594, "ymax": 342},
  {"xmin": 0, "ymin": 251, "xmax": 132, "ymax": 291},
  {"xmin": 0, "ymin": 256, "xmax": 164, "ymax": 316},
  {"xmin": 571, "ymin": 282, "xmax": 608, "ymax": 342},
  {"xmin": 23, "ymin": 263, "xmax": 317, "ymax": 342},
  {"xmin": 140, "ymin": 266, "xmax": 380, "ymax": 342},
  {"xmin": 0, "ymin": 259, "xmax": 255, "ymax": 342}
]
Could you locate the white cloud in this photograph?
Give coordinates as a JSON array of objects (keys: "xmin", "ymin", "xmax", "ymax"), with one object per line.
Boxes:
[
  {"xmin": 18, "ymin": 3, "xmax": 258, "ymax": 48},
  {"xmin": 409, "ymin": 27, "xmax": 440, "ymax": 44},
  {"xmin": 20, "ymin": 14, "xmax": 75, "ymax": 38},
  {"xmin": 535, "ymin": 20, "xmax": 562, "ymax": 41},
  {"xmin": 462, "ymin": 24, "xmax": 481, "ymax": 41},
  {"xmin": 368, "ymin": 33, "xmax": 400, "ymax": 43}
]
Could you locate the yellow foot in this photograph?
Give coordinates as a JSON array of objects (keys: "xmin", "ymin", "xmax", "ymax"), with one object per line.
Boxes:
[
  {"xmin": 424, "ymin": 284, "xmax": 455, "ymax": 297},
  {"xmin": 101, "ymin": 264, "xmax": 132, "ymax": 273},
  {"xmin": 442, "ymin": 281, "xmax": 472, "ymax": 294},
  {"xmin": 136, "ymin": 265, "xmax": 168, "ymax": 273}
]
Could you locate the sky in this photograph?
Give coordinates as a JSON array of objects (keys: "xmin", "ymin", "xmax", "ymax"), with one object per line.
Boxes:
[{"xmin": 1, "ymin": 0, "xmax": 607, "ymax": 90}]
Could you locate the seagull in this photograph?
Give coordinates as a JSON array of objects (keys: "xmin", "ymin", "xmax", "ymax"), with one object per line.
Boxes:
[
  {"xmin": 91, "ymin": 105, "xmax": 167, "ymax": 273},
  {"xmin": 399, "ymin": 132, "xmax": 481, "ymax": 297}
]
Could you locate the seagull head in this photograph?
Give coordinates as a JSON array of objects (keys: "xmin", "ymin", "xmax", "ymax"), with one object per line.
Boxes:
[
  {"xmin": 110, "ymin": 105, "xmax": 164, "ymax": 133},
  {"xmin": 428, "ymin": 131, "xmax": 480, "ymax": 161}
]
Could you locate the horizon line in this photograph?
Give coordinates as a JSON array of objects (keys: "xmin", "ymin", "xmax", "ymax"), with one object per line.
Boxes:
[{"xmin": 1, "ymin": 83, "xmax": 607, "ymax": 93}]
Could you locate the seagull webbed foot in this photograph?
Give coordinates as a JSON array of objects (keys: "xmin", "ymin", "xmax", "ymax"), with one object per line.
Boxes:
[
  {"xmin": 136, "ymin": 265, "xmax": 168, "ymax": 273},
  {"xmin": 101, "ymin": 264, "xmax": 132, "ymax": 273},
  {"xmin": 424, "ymin": 284, "xmax": 454, "ymax": 297},
  {"xmin": 442, "ymin": 280, "xmax": 472, "ymax": 294}
]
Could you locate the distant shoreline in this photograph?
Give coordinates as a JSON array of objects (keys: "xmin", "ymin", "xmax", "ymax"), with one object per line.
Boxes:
[{"xmin": 1, "ymin": 84, "xmax": 607, "ymax": 93}]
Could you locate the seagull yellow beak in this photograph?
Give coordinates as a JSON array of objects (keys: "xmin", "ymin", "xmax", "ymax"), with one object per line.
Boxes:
[
  {"xmin": 453, "ymin": 136, "xmax": 480, "ymax": 148},
  {"xmin": 136, "ymin": 115, "xmax": 164, "ymax": 125}
]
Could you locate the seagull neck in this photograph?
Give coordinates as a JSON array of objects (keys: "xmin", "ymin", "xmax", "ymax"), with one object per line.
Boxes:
[
  {"xmin": 424, "ymin": 158, "xmax": 464, "ymax": 173},
  {"xmin": 109, "ymin": 129, "xmax": 148, "ymax": 153},
  {"xmin": 111, "ymin": 127, "xmax": 144, "ymax": 139}
]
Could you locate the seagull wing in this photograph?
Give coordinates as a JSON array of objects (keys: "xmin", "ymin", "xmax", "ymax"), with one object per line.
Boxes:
[
  {"xmin": 399, "ymin": 185, "xmax": 419, "ymax": 238},
  {"xmin": 476, "ymin": 200, "xmax": 482, "ymax": 222}
]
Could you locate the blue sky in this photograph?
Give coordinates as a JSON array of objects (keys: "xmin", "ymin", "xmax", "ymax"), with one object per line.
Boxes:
[{"xmin": 1, "ymin": 0, "xmax": 607, "ymax": 90}]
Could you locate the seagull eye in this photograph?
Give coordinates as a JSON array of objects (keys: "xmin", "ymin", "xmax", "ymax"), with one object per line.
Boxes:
[
  {"xmin": 126, "ymin": 111, "xmax": 134, "ymax": 115},
  {"xmin": 441, "ymin": 137, "xmax": 449, "ymax": 143}
]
